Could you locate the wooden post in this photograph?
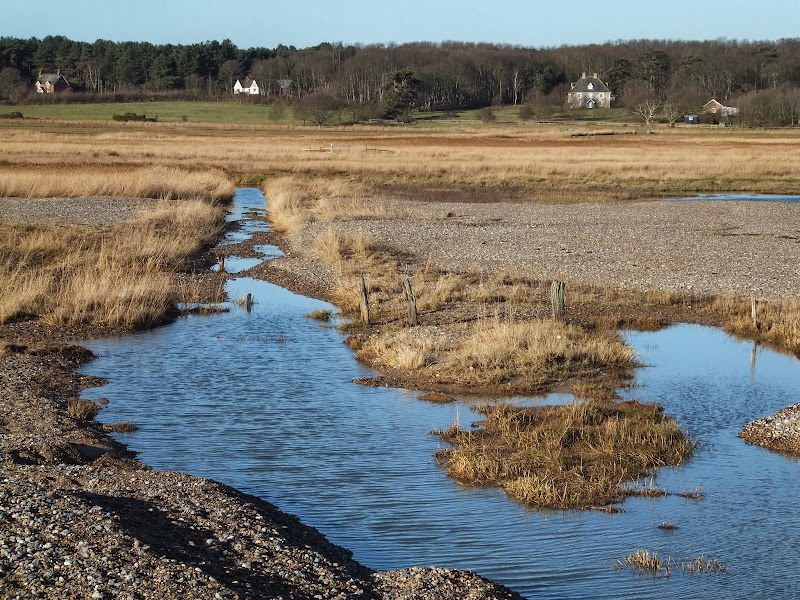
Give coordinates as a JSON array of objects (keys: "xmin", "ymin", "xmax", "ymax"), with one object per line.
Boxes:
[
  {"xmin": 551, "ymin": 280, "xmax": 566, "ymax": 322},
  {"xmin": 218, "ymin": 255, "xmax": 225, "ymax": 273},
  {"xmin": 359, "ymin": 277, "xmax": 370, "ymax": 326},
  {"xmin": 751, "ymin": 295, "xmax": 759, "ymax": 331},
  {"xmin": 245, "ymin": 293, "xmax": 253, "ymax": 312},
  {"xmin": 403, "ymin": 278, "xmax": 418, "ymax": 327}
]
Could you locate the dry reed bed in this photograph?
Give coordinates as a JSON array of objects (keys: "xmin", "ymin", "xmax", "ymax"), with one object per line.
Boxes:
[
  {"xmin": 0, "ymin": 164, "xmax": 234, "ymax": 203},
  {"xmin": 435, "ymin": 400, "xmax": 695, "ymax": 509},
  {"xmin": 3, "ymin": 122, "xmax": 800, "ymax": 194},
  {"xmin": 0, "ymin": 199, "xmax": 226, "ymax": 329}
]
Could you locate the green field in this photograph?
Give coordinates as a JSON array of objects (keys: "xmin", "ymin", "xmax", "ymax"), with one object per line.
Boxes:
[
  {"xmin": 1, "ymin": 101, "xmax": 638, "ymax": 127},
  {"xmin": 0, "ymin": 101, "xmax": 296, "ymax": 124}
]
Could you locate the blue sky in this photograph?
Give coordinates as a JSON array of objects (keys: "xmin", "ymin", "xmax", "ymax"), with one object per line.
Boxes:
[{"xmin": 6, "ymin": 0, "xmax": 799, "ymax": 48}]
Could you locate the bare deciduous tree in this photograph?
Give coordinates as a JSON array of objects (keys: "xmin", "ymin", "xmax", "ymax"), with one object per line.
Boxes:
[
  {"xmin": 634, "ymin": 99, "xmax": 661, "ymax": 130},
  {"xmin": 663, "ymin": 103, "xmax": 681, "ymax": 127}
]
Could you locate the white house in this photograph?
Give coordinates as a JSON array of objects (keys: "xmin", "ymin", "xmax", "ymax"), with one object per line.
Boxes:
[{"xmin": 233, "ymin": 79, "xmax": 260, "ymax": 95}]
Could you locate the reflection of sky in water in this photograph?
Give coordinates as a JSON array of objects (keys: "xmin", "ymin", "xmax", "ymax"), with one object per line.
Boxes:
[
  {"xmin": 676, "ymin": 194, "xmax": 800, "ymax": 203},
  {"xmin": 77, "ymin": 189, "xmax": 800, "ymax": 600}
]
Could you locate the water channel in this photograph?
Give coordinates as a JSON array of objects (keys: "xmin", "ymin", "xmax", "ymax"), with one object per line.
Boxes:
[{"xmin": 80, "ymin": 189, "xmax": 800, "ymax": 599}]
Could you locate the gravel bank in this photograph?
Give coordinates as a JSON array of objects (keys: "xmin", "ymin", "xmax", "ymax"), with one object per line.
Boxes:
[
  {"xmin": 287, "ymin": 198, "xmax": 800, "ymax": 300},
  {"xmin": 0, "ymin": 196, "xmax": 157, "ymax": 226},
  {"xmin": 739, "ymin": 402, "xmax": 800, "ymax": 455}
]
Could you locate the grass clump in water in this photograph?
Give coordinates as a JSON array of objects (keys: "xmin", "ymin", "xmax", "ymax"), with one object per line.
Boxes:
[
  {"xmin": 305, "ymin": 308, "xmax": 332, "ymax": 321},
  {"xmin": 615, "ymin": 549, "xmax": 674, "ymax": 578},
  {"xmin": 434, "ymin": 399, "xmax": 695, "ymax": 510}
]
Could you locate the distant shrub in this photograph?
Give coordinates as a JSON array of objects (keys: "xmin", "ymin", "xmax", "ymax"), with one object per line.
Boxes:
[
  {"xmin": 0, "ymin": 112, "xmax": 23, "ymax": 119},
  {"xmin": 112, "ymin": 112, "xmax": 158, "ymax": 122}
]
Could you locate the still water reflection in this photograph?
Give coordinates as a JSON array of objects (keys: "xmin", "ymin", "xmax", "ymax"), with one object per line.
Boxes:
[{"xmin": 79, "ymin": 189, "xmax": 800, "ymax": 599}]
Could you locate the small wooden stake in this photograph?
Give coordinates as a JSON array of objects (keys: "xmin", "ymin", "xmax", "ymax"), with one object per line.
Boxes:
[
  {"xmin": 751, "ymin": 295, "xmax": 759, "ymax": 331},
  {"xmin": 245, "ymin": 292, "xmax": 253, "ymax": 312},
  {"xmin": 218, "ymin": 255, "xmax": 225, "ymax": 273},
  {"xmin": 403, "ymin": 278, "xmax": 418, "ymax": 327},
  {"xmin": 551, "ymin": 280, "xmax": 566, "ymax": 322},
  {"xmin": 359, "ymin": 277, "xmax": 370, "ymax": 326}
]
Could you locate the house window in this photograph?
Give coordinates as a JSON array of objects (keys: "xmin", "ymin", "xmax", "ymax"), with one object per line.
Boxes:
[
  {"xmin": 587, "ymin": 83, "xmax": 594, "ymax": 90},
  {"xmin": 576, "ymin": 93, "xmax": 582, "ymax": 98},
  {"xmin": 599, "ymin": 93, "xmax": 604, "ymax": 98}
]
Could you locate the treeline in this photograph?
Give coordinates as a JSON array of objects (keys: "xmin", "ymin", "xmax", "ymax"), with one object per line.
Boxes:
[{"xmin": 2, "ymin": 35, "xmax": 800, "ymax": 125}]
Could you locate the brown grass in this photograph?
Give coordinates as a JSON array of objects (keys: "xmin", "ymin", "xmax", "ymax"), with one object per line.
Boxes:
[
  {"xmin": 712, "ymin": 296, "xmax": 800, "ymax": 356},
  {"xmin": 262, "ymin": 176, "xmax": 397, "ymax": 234},
  {"xmin": 0, "ymin": 165, "xmax": 234, "ymax": 203},
  {"xmin": 435, "ymin": 399, "xmax": 695, "ymax": 509},
  {"xmin": 3, "ymin": 121, "xmax": 800, "ymax": 195},
  {"xmin": 0, "ymin": 198, "xmax": 226, "ymax": 328},
  {"xmin": 67, "ymin": 399, "xmax": 101, "ymax": 421},
  {"xmin": 614, "ymin": 550, "xmax": 728, "ymax": 577},
  {"xmin": 615, "ymin": 549, "xmax": 674, "ymax": 577},
  {"xmin": 358, "ymin": 317, "xmax": 637, "ymax": 393}
]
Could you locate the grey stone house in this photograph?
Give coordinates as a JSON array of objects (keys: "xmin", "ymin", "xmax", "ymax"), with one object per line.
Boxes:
[{"xmin": 567, "ymin": 72, "xmax": 612, "ymax": 109}]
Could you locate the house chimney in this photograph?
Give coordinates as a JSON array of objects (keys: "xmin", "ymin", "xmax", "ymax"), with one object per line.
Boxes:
[
  {"xmin": 38, "ymin": 68, "xmax": 42, "ymax": 78},
  {"xmin": 56, "ymin": 69, "xmax": 61, "ymax": 77},
  {"xmin": 592, "ymin": 72, "xmax": 598, "ymax": 79},
  {"xmin": 581, "ymin": 72, "xmax": 586, "ymax": 78}
]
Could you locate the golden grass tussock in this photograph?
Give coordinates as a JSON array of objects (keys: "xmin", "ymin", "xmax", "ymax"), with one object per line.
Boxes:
[
  {"xmin": 435, "ymin": 399, "xmax": 696, "ymax": 509},
  {"xmin": 614, "ymin": 549, "xmax": 674, "ymax": 578},
  {"xmin": 0, "ymin": 164, "xmax": 234, "ymax": 203},
  {"xmin": 263, "ymin": 176, "xmax": 397, "ymax": 234},
  {"xmin": 67, "ymin": 399, "xmax": 101, "ymax": 421},
  {"xmin": 358, "ymin": 317, "xmax": 636, "ymax": 393},
  {"xmin": 0, "ymin": 199, "xmax": 226, "ymax": 328}
]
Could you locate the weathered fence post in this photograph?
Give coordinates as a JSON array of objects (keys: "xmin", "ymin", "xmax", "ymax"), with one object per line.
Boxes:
[
  {"xmin": 359, "ymin": 277, "xmax": 370, "ymax": 326},
  {"xmin": 218, "ymin": 255, "xmax": 225, "ymax": 273},
  {"xmin": 551, "ymin": 280, "xmax": 566, "ymax": 322},
  {"xmin": 751, "ymin": 295, "xmax": 759, "ymax": 331},
  {"xmin": 245, "ymin": 293, "xmax": 253, "ymax": 312},
  {"xmin": 403, "ymin": 278, "xmax": 418, "ymax": 327}
]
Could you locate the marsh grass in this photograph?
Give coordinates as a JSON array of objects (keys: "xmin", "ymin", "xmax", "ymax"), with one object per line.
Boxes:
[
  {"xmin": 614, "ymin": 550, "xmax": 728, "ymax": 577},
  {"xmin": 4, "ymin": 121, "xmax": 800, "ymax": 195},
  {"xmin": 615, "ymin": 550, "xmax": 674, "ymax": 578},
  {"xmin": 305, "ymin": 308, "xmax": 332, "ymax": 321},
  {"xmin": 434, "ymin": 399, "xmax": 695, "ymax": 509},
  {"xmin": 0, "ymin": 198, "xmax": 226, "ymax": 328},
  {"xmin": 263, "ymin": 176, "xmax": 397, "ymax": 234},
  {"xmin": 358, "ymin": 317, "xmax": 637, "ymax": 393},
  {"xmin": 0, "ymin": 165, "xmax": 234, "ymax": 203},
  {"xmin": 67, "ymin": 399, "xmax": 101, "ymax": 421},
  {"xmin": 712, "ymin": 296, "xmax": 800, "ymax": 356}
]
